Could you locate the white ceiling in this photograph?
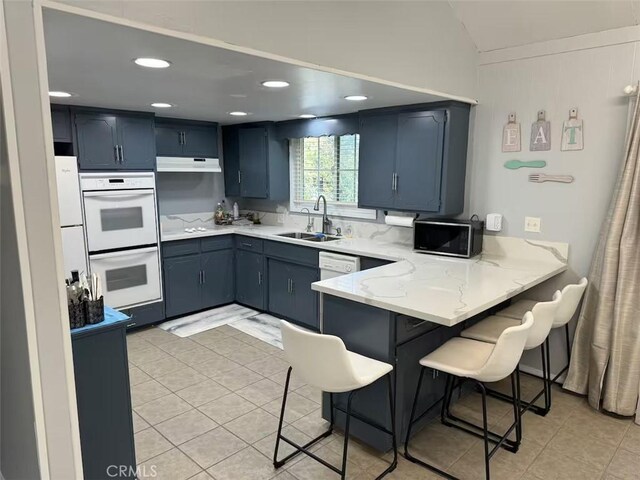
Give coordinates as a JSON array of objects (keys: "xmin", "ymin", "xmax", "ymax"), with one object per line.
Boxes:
[
  {"xmin": 449, "ymin": 0, "xmax": 640, "ymax": 52},
  {"xmin": 43, "ymin": 9, "xmax": 453, "ymax": 125}
]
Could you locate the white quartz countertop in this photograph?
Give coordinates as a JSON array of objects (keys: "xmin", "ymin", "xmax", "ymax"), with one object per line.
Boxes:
[{"xmin": 161, "ymin": 225, "xmax": 568, "ymax": 327}]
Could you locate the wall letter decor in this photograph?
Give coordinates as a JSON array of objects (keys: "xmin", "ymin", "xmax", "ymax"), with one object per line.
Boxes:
[
  {"xmin": 561, "ymin": 108, "xmax": 584, "ymax": 151},
  {"xmin": 502, "ymin": 113, "xmax": 521, "ymax": 152},
  {"xmin": 530, "ymin": 110, "xmax": 551, "ymax": 151}
]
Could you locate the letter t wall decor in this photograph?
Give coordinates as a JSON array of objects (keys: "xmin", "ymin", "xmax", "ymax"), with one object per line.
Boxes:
[
  {"xmin": 561, "ymin": 108, "xmax": 584, "ymax": 151},
  {"xmin": 530, "ymin": 110, "xmax": 551, "ymax": 151}
]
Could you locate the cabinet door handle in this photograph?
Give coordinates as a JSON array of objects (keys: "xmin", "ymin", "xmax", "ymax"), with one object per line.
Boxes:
[
  {"xmin": 391, "ymin": 173, "xmax": 396, "ymax": 191},
  {"xmin": 242, "ymin": 242, "xmax": 252, "ymax": 247},
  {"xmin": 119, "ymin": 145, "xmax": 124, "ymax": 164},
  {"xmin": 395, "ymin": 173, "xmax": 399, "ymax": 191},
  {"xmin": 238, "ymin": 170, "xmax": 242, "ymax": 184},
  {"xmin": 182, "ymin": 131, "xmax": 187, "ymax": 146},
  {"xmin": 114, "ymin": 145, "xmax": 119, "ymax": 164},
  {"xmin": 258, "ymin": 271, "xmax": 262, "ymax": 285},
  {"xmin": 202, "ymin": 270, "xmax": 206, "ymax": 284},
  {"xmin": 199, "ymin": 270, "xmax": 203, "ymax": 284},
  {"xmin": 290, "ymin": 280, "xmax": 294, "ymax": 294},
  {"xmin": 287, "ymin": 278, "xmax": 291, "ymax": 293}
]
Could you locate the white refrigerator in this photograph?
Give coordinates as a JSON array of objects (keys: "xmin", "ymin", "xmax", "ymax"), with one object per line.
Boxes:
[{"xmin": 54, "ymin": 156, "xmax": 88, "ymax": 279}]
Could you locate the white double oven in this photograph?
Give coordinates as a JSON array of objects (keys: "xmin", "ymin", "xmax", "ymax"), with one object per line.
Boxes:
[{"xmin": 80, "ymin": 172, "xmax": 162, "ymax": 309}]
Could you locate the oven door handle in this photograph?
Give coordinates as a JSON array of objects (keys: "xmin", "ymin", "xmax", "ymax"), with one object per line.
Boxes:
[
  {"xmin": 83, "ymin": 189, "xmax": 154, "ymax": 199},
  {"xmin": 89, "ymin": 246, "xmax": 158, "ymax": 260}
]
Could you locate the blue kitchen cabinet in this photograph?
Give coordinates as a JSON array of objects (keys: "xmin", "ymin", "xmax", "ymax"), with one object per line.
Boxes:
[
  {"xmin": 121, "ymin": 301, "xmax": 165, "ymax": 330},
  {"xmin": 162, "ymin": 236, "xmax": 234, "ymax": 318},
  {"xmin": 51, "ymin": 104, "xmax": 73, "ymax": 143},
  {"xmin": 163, "ymin": 254, "xmax": 202, "ymax": 318},
  {"xmin": 75, "ymin": 112, "xmax": 119, "ymax": 169},
  {"xmin": 222, "ymin": 122, "xmax": 288, "ymax": 200},
  {"xmin": 236, "ymin": 249, "xmax": 265, "ymax": 310},
  {"xmin": 358, "ymin": 114, "xmax": 397, "ymax": 209},
  {"xmin": 266, "ymin": 256, "xmax": 319, "ymax": 331},
  {"xmin": 155, "ymin": 118, "xmax": 218, "ymax": 158},
  {"xmin": 118, "ymin": 115, "xmax": 157, "ymax": 170},
  {"xmin": 357, "ymin": 102, "xmax": 470, "ymax": 215},
  {"xmin": 394, "ymin": 111, "xmax": 445, "ymax": 211},
  {"xmin": 75, "ymin": 110, "xmax": 156, "ymax": 170},
  {"xmin": 239, "ymin": 127, "xmax": 269, "ymax": 198},
  {"xmin": 201, "ymin": 249, "xmax": 235, "ymax": 309}
]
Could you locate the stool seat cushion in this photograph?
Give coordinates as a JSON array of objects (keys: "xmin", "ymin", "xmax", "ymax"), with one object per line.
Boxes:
[
  {"xmin": 419, "ymin": 337, "xmax": 495, "ymax": 377},
  {"xmin": 346, "ymin": 351, "xmax": 393, "ymax": 390},
  {"xmin": 496, "ymin": 299, "xmax": 537, "ymax": 320},
  {"xmin": 461, "ymin": 315, "xmax": 521, "ymax": 344}
]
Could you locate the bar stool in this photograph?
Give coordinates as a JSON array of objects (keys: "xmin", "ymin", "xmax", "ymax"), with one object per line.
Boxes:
[
  {"xmin": 496, "ymin": 278, "xmax": 588, "ymax": 383},
  {"xmin": 274, "ymin": 321, "xmax": 398, "ymax": 479},
  {"xmin": 460, "ymin": 291, "xmax": 561, "ymax": 416},
  {"xmin": 405, "ymin": 313, "xmax": 534, "ymax": 480}
]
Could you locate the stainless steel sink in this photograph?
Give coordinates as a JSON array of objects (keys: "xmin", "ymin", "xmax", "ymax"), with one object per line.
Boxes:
[
  {"xmin": 276, "ymin": 232, "xmax": 341, "ymax": 242},
  {"xmin": 277, "ymin": 232, "xmax": 317, "ymax": 240}
]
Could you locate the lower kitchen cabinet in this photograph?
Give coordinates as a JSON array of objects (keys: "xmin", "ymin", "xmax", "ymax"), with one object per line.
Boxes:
[
  {"xmin": 164, "ymin": 254, "xmax": 202, "ymax": 318},
  {"xmin": 201, "ymin": 250, "xmax": 235, "ymax": 309},
  {"xmin": 235, "ymin": 249, "xmax": 265, "ymax": 310},
  {"xmin": 121, "ymin": 301, "xmax": 165, "ymax": 330},
  {"xmin": 72, "ymin": 318, "xmax": 135, "ymax": 479},
  {"xmin": 267, "ymin": 258, "xmax": 319, "ymax": 330},
  {"xmin": 162, "ymin": 236, "xmax": 234, "ymax": 318}
]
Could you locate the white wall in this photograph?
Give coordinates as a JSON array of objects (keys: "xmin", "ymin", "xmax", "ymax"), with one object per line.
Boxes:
[
  {"xmin": 56, "ymin": 0, "xmax": 479, "ymax": 99},
  {"xmin": 465, "ymin": 31, "xmax": 640, "ymax": 374}
]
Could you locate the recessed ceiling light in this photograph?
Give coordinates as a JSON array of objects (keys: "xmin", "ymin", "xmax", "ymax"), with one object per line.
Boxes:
[
  {"xmin": 151, "ymin": 102, "xmax": 173, "ymax": 108},
  {"xmin": 261, "ymin": 80, "xmax": 290, "ymax": 88},
  {"xmin": 134, "ymin": 57, "xmax": 171, "ymax": 69},
  {"xmin": 49, "ymin": 91, "xmax": 72, "ymax": 98},
  {"xmin": 299, "ymin": 114, "xmax": 316, "ymax": 119},
  {"xmin": 344, "ymin": 95, "xmax": 368, "ymax": 101},
  {"xmin": 229, "ymin": 111, "xmax": 249, "ymax": 116}
]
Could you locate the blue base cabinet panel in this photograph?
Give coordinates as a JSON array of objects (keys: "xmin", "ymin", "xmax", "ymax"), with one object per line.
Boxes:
[
  {"xmin": 162, "ymin": 236, "xmax": 234, "ymax": 318},
  {"xmin": 236, "ymin": 249, "xmax": 265, "ymax": 310},
  {"xmin": 121, "ymin": 301, "xmax": 165, "ymax": 330},
  {"xmin": 201, "ymin": 249, "xmax": 235, "ymax": 309},
  {"xmin": 320, "ymin": 295, "xmax": 463, "ymax": 452},
  {"xmin": 72, "ymin": 320, "xmax": 135, "ymax": 479},
  {"xmin": 266, "ymin": 257, "xmax": 319, "ymax": 331},
  {"xmin": 357, "ymin": 102, "xmax": 470, "ymax": 215}
]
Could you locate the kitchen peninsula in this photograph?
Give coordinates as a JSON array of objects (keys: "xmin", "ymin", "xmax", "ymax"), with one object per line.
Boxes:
[{"xmin": 311, "ymin": 236, "xmax": 568, "ymax": 450}]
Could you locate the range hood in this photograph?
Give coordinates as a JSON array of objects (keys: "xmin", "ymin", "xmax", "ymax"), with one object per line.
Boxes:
[{"xmin": 156, "ymin": 156, "xmax": 221, "ymax": 173}]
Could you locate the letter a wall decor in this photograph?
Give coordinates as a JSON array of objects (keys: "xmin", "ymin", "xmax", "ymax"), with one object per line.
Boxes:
[
  {"xmin": 530, "ymin": 110, "xmax": 551, "ymax": 151},
  {"xmin": 502, "ymin": 113, "xmax": 521, "ymax": 152},
  {"xmin": 561, "ymin": 108, "xmax": 584, "ymax": 151}
]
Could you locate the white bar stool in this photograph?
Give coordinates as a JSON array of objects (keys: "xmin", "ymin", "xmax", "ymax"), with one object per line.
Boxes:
[
  {"xmin": 274, "ymin": 321, "xmax": 398, "ymax": 479},
  {"xmin": 461, "ymin": 291, "xmax": 561, "ymax": 417},
  {"xmin": 405, "ymin": 313, "xmax": 534, "ymax": 480},
  {"xmin": 497, "ymin": 278, "xmax": 588, "ymax": 383}
]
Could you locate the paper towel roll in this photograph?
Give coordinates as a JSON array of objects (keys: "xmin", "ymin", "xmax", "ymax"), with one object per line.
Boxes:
[{"xmin": 384, "ymin": 215, "xmax": 414, "ymax": 228}]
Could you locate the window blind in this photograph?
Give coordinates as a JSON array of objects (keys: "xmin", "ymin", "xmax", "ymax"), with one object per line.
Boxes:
[{"xmin": 290, "ymin": 134, "xmax": 360, "ymax": 205}]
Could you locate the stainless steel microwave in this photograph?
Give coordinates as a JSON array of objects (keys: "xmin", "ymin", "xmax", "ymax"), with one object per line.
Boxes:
[{"xmin": 413, "ymin": 219, "xmax": 484, "ymax": 258}]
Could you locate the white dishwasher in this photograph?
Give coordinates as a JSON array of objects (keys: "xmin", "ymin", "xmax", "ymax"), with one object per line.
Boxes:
[{"xmin": 318, "ymin": 252, "xmax": 361, "ymax": 331}]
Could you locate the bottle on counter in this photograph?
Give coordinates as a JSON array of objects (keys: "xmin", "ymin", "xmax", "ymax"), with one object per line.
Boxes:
[
  {"xmin": 214, "ymin": 202, "xmax": 225, "ymax": 225},
  {"xmin": 233, "ymin": 202, "xmax": 239, "ymax": 220}
]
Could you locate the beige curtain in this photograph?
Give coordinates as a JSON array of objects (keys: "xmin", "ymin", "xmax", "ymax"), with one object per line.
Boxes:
[{"xmin": 564, "ymin": 89, "xmax": 640, "ymax": 424}]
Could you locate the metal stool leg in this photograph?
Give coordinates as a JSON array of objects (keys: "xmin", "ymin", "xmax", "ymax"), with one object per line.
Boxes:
[
  {"xmin": 382, "ymin": 373, "xmax": 398, "ymax": 478},
  {"xmin": 340, "ymin": 391, "xmax": 356, "ymax": 480},
  {"xmin": 477, "ymin": 381, "xmax": 491, "ymax": 480},
  {"xmin": 273, "ymin": 367, "xmax": 292, "ymax": 468},
  {"xmin": 510, "ymin": 370, "xmax": 522, "ymax": 448}
]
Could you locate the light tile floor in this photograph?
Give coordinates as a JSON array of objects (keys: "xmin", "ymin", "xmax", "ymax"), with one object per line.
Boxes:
[{"xmin": 127, "ymin": 325, "xmax": 640, "ymax": 480}]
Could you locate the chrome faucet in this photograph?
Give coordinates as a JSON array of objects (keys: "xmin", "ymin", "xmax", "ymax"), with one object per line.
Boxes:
[
  {"xmin": 301, "ymin": 207, "xmax": 314, "ymax": 233},
  {"xmin": 313, "ymin": 195, "xmax": 332, "ymax": 234}
]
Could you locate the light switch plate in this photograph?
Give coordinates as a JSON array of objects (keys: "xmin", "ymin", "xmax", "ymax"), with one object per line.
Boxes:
[{"xmin": 524, "ymin": 216, "xmax": 541, "ymax": 233}]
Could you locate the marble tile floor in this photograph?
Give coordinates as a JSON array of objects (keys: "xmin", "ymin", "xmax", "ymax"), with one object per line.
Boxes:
[
  {"xmin": 158, "ymin": 304, "xmax": 284, "ymax": 349},
  {"xmin": 127, "ymin": 324, "xmax": 640, "ymax": 480}
]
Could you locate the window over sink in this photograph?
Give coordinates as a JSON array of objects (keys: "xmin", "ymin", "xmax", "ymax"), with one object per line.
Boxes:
[{"xmin": 289, "ymin": 134, "xmax": 376, "ymax": 220}]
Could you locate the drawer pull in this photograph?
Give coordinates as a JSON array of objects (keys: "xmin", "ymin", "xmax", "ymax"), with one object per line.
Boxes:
[{"xmin": 242, "ymin": 242, "xmax": 253, "ymax": 247}]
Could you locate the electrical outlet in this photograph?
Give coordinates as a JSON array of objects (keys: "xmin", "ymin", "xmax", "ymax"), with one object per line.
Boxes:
[
  {"xmin": 277, "ymin": 213, "xmax": 285, "ymax": 225},
  {"xmin": 524, "ymin": 216, "xmax": 541, "ymax": 233}
]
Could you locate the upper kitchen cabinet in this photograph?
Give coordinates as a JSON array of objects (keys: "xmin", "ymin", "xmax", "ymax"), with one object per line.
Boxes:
[
  {"xmin": 74, "ymin": 109, "xmax": 156, "ymax": 171},
  {"xmin": 51, "ymin": 104, "xmax": 73, "ymax": 143},
  {"xmin": 357, "ymin": 102, "xmax": 470, "ymax": 215},
  {"xmin": 222, "ymin": 122, "xmax": 288, "ymax": 200},
  {"xmin": 155, "ymin": 118, "xmax": 219, "ymax": 158}
]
